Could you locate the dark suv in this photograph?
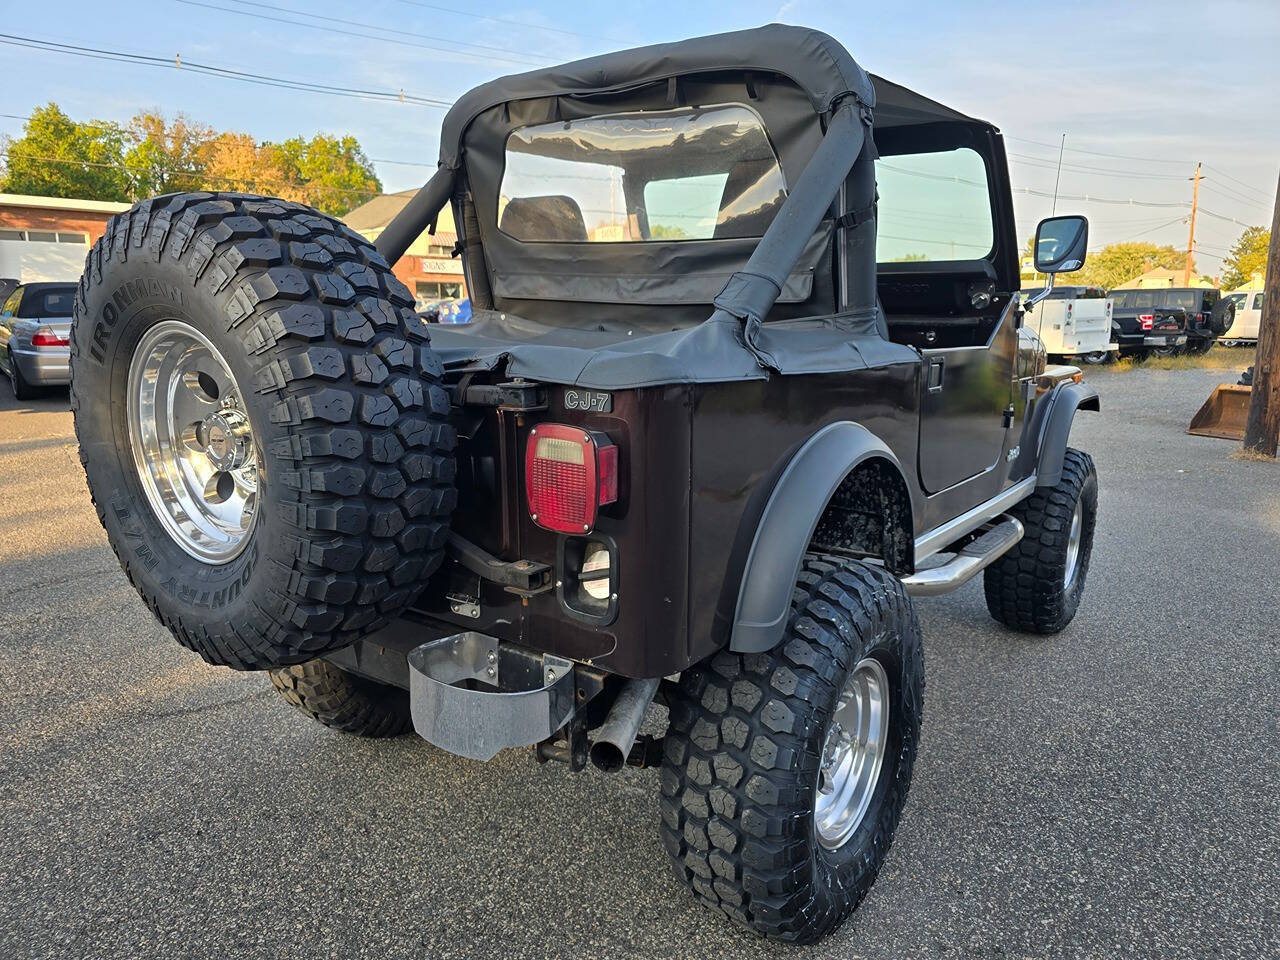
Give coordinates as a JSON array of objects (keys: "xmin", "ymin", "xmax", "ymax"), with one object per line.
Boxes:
[
  {"xmin": 1110, "ymin": 286, "xmax": 1232, "ymax": 357},
  {"xmin": 70, "ymin": 25, "xmax": 1100, "ymax": 944}
]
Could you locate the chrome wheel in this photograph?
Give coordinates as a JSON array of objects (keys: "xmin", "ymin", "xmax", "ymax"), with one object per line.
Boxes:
[
  {"xmin": 1063, "ymin": 498, "xmax": 1083, "ymax": 589},
  {"xmin": 127, "ymin": 320, "xmax": 258, "ymax": 563},
  {"xmin": 814, "ymin": 656, "xmax": 890, "ymax": 850}
]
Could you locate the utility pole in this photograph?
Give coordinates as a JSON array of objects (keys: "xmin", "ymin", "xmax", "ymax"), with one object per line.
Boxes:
[
  {"xmin": 1242, "ymin": 168, "xmax": 1280, "ymax": 458},
  {"xmin": 1184, "ymin": 162, "xmax": 1202, "ymax": 285}
]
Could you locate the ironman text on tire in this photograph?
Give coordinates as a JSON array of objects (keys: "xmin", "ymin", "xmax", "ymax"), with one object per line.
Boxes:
[
  {"xmin": 71, "ymin": 193, "xmax": 457, "ymax": 670},
  {"xmin": 660, "ymin": 556, "xmax": 924, "ymax": 944}
]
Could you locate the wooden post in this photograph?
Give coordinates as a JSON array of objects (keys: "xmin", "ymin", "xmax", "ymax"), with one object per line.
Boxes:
[
  {"xmin": 1242, "ymin": 169, "xmax": 1280, "ymax": 457},
  {"xmin": 1184, "ymin": 162, "xmax": 1201, "ymax": 286}
]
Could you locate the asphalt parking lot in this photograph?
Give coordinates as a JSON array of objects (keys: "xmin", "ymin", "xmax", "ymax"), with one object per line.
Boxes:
[{"xmin": 1, "ymin": 357, "xmax": 1276, "ymax": 960}]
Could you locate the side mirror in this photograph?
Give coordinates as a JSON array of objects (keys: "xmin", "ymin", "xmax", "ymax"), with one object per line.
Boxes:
[
  {"xmin": 1023, "ymin": 215, "xmax": 1089, "ymax": 311},
  {"xmin": 1034, "ymin": 215, "xmax": 1089, "ymax": 274}
]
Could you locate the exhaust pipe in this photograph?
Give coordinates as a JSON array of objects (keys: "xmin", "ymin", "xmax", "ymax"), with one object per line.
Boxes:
[{"xmin": 589, "ymin": 677, "xmax": 660, "ymax": 772}]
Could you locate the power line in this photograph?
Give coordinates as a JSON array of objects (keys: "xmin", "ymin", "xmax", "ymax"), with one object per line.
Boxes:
[
  {"xmin": 1198, "ymin": 207, "xmax": 1259, "ymax": 229},
  {"xmin": 1201, "ymin": 164, "xmax": 1276, "ymax": 203},
  {"xmin": 181, "ymin": 0, "xmax": 546, "ymax": 68},
  {"xmin": 0, "ymin": 147, "xmax": 384, "ymax": 201},
  {"xmin": 1005, "ymin": 134, "xmax": 1189, "ymax": 167},
  {"xmin": 1198, "ymin": 181, "xmax": 1275, "ymax": 213},
  {"xmin": 1118, "ymin": 216, "xmax": 1188, "ymax": 241},
  {"xmin": 1008, "ymin": 152, "xmax": 1189, "ymax": 182},
  {"xmin": 0, "ymin": 34, "xmax": 454, "ymax": 107},
  {"xmin": 2, "ymin": 106, "xmax": 438, "ymax": 178},
  {"xmin": 391, "ymin": 0, "xmax": 627, "ymax": 44}
]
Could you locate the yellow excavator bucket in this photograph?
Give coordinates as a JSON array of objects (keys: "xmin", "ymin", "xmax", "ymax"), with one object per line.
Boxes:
[{"xmin": 1187, "ymin": 383, "xmax": 1252, "ymax": 440}]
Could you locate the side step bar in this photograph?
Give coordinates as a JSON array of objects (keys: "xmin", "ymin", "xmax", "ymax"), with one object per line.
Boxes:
[{"xmin": 901, "ymin": 517, "xmax": 1024, "ymax": 597}]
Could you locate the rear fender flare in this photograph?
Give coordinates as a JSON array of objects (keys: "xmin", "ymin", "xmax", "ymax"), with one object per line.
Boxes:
[{"xmin": 730, "ymin": 421, "xmax": 908, "ymax": 654}]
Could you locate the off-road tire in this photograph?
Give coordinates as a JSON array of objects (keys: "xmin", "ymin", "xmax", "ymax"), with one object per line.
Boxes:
[
  {"xmin": 6, "ymin": 350, "xmax": 36, "ymax": 400},
  {"xmin": 983, "ymin": 448, "xmax": 1097, "ymax": 634},
  {"xmin": 269, "ymin": 659, "xmax": 411, "ymax": 737},
  {"xmin": 71, "ymin": 192, "xmax": 457, "ymax": 670},
  {"xmin": 660, "ymin": 556, "xmax": 924, "ymax": 944}
]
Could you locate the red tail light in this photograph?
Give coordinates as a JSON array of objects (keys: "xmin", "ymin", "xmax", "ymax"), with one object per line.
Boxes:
[
  {"xmin": 32, "ymin": 327, "xmax": 69, "ymax": 347},
  {"xmin": 526, "ymin": 423, "xmax": 618, "ymax": 534},
  {"xmin": 1138, "ymin": 314, "xmax": 1154, "ymax": 331}
]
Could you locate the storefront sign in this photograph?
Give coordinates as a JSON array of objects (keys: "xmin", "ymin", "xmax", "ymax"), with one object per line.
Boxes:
[{"xmin": 420, "ymin": 257, "xmax": 463, "ymax": 275}]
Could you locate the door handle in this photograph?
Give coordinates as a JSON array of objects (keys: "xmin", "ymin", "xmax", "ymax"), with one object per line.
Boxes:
[{"xmin": 927, "ymin": 358, "xmax": 945, "ymax": 392}]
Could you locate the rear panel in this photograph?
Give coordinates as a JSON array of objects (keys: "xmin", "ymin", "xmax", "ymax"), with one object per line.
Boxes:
[{"xmin": 411, "ymin": 384, "xmax": 694, "ymax": 678}]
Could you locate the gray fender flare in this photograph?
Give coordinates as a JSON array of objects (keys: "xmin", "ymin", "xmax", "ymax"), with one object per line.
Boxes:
[
  {"xmin": 1026, "ymin": 381, "xmax": 1100, "ymax": 487},
  {"xmin": 730, "ymin": 421, "xmax": 907, "ymax": 654}
]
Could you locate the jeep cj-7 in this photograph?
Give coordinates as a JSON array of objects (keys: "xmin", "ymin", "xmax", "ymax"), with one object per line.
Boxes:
[{"xmin": 71, "ymin": 25, "xmax": 1100, "ymax": 943}]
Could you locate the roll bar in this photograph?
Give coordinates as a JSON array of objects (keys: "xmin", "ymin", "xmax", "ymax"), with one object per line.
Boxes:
[
  {"xmin": 374, "ymin": 166, "xmax": 456, "ymax": 265},
  {"xmin": 373, "ymin": 96, "xmax": 872, "ymax": 354},
  {"xmin": 710, "ymin": 99, "xmax": 871, "ymax": 366}
]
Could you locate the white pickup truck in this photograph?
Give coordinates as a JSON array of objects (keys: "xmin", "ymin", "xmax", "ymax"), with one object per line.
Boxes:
[{"xmin": 1023, "ymin": 284, "xmax": 1116, "ymax": 364}]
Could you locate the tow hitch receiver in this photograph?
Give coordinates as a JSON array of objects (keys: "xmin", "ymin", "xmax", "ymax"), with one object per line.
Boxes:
[{"xmin": 408, "ymin": 633, "xmax": 576, "ymax": 760}]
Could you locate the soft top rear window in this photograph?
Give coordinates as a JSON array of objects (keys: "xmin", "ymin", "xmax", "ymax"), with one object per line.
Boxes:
[
  {"xmin": 497, "ymin": 104, "xmax": 786, "ymax": 243},
  {"xmin": 18, "ymin": 287, "xmax": 75, "ymax": 317}
]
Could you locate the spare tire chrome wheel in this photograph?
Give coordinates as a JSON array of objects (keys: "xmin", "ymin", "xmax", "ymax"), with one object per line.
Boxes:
[
  {"xmin": 128, "ymin": 320, "xmax": 258, "ymax": 563},
  {"xmin": 71, "ymin": 192, "xmax": 456, "ymax": 670}
]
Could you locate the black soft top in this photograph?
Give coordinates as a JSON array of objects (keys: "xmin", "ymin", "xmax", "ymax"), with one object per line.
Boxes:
[
  {"xmin": 437, "ymin": 24, "xmax": 877, "ymax": 170},
  {"xmin": 390, "ymin": 25, "xmax": 996, "ymax": 388}
]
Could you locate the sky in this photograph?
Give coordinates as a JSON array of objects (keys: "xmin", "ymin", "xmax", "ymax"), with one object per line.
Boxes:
[{"xmin": 2, "ymin": 0, "xmax": 1277, "ymax": 274}]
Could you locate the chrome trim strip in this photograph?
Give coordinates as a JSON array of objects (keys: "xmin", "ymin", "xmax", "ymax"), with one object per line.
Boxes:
[{"xmin": 913, "ymin": 475, "xmax": 1036, "ymax": 562}]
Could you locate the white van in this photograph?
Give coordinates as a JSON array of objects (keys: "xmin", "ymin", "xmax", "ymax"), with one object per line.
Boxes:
[
  {"xmin": 1023, "ymin": 285, "xmax": 1116, "ymax": 364},
  {"xmin": 1221, "ymin": 287, "xmax": 1264, "ymax": 345}
]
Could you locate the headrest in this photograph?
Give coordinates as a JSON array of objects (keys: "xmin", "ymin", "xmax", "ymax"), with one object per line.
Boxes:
[{"xmin": 500, "ymin": 195, "xmax": 588, "ymax": 242}]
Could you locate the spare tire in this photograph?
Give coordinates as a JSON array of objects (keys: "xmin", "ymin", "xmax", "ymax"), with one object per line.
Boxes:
[
  {"xmin": 1209, "ymin": 299, "xmax": 1235, "ymax": 337},
  {"xmin": 71, "ymin": 193, "xmax": 457, "ymax": 670}
]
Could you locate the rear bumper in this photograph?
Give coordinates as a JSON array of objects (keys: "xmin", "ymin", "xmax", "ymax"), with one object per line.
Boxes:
[
  {"xmin": 12, "ymin": 346, "xmax": 70, "ymax": 385},
  {"xmin": 1116, "ymin": 332, "xmax": 1187, "ymax": 350}
]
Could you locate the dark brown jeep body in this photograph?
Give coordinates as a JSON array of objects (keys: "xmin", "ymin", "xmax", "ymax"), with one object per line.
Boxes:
[
  {"xmin": 73, "ymin": 25, "xmax": 1101, "ymax": 944},
  {"xmin": 332, "ymin": 25, "xmax": 1097, "ymax": 686}
]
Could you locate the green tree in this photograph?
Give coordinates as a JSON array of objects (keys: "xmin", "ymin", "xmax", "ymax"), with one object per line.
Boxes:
[
  {"xmin": 1071, "ymin": 242, "xmax": 1189, "ymax": 290},
  {"xmin": 122, "ymin": 111, "xmax": 216, "ymax": 200},
  {"xmin": 276, "ymin": 134, "xmax": 381, "ymax": 216},
  {"xmin": 0, "ymin": 102, "xmax": 129, "ymax": 201},
  {"xmin": 1220, "ymin": 225, "xmax": 1270, "ymax": 290}
]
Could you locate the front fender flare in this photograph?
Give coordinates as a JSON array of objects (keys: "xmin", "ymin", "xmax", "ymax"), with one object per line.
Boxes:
[
  {"xmin": 730, "ymin": 421, "xmax": 905, "ymax": 654},
  {"xmin": 1016, "ymin": 380, "xmax": 1100, "ymax": 487}
]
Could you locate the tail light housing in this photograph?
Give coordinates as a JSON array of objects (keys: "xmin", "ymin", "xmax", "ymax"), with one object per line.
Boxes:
[
  {"xmin": 31, "ymin": 327, "xmax": 69, "ymax": 347},
  {"xmin": 1138, "ymin": 314, "xmax": 1154, "ymax": 331},
  {"xmin": 525, "ymin": 423, "xmax": 618, "ymax": 534}
]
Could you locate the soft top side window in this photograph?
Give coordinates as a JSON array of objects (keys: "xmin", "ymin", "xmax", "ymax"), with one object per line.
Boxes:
[
  {"xmin": 497, "ymin": 104, "xmax": 787, "ymax": 243},
  {"xmin": 875, "ymin": 147, "xmax": 995, "ymax": 263}
]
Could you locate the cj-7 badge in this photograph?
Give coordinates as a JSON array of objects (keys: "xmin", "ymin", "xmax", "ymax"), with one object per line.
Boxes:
[{"xmin": 564, "ymin": 389, "xmax": 612, "ymax": 413}]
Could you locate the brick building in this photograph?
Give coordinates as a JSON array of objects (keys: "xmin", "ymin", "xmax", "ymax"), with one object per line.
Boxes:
[
  {"xmin": 343, "ymin": 189, "xmax": 467, "ymax": 307},
  {"xmin": 0, "ymin": 193, "xmax": 131, "ymax": 282}
]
